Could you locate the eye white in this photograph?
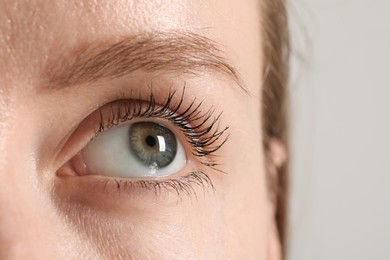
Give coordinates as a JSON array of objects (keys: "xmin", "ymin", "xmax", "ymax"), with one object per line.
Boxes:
[{"xmin": 82, "ymin": 122, "xmax": 186, "ymax": 178}]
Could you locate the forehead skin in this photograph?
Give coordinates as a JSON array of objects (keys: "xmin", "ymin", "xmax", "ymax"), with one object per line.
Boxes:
[
  {"xmin": 0, "ymin": 0, "xmax": 261, "ymax": 90},
  {"xmin": 0, "ymin": 0, "xmax": 272, "ymax": 259}
]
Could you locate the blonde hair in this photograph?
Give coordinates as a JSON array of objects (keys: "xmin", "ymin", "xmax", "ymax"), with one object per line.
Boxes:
[{"xmin": 261, "ymin": 0, "xmax": 289, "ymax": 256}]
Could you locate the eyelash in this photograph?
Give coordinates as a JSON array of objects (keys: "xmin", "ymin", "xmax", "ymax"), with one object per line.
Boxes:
[
  {"xmin": 100, "ymin": 171, "xmax": 215, "ymax": 200},
  {"xmin": 89, "ymin": 87, "xmax": 229, "ymax": 197}
]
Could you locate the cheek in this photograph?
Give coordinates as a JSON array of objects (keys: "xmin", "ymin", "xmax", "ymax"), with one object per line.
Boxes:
[
  {"xmin": 220, "ymin": 94, "xmax": 270, "ymax": 257},
  {"xmin": 54, "ymin": 192, "xmax": 230, "ymax": 259}
]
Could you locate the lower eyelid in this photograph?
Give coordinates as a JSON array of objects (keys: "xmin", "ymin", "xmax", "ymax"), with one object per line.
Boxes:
[
  {"xmin": 57, "ymin": 141, "xmax": 214, "ymax": 198},
  {"xmin": 54, "ymin": 170, "xmax": 215, "ymax": 210}
]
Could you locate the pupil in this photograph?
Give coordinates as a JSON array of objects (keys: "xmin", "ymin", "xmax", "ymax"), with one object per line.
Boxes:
[
  {"xmin": 129, "ymin": 122, "xmax": 178, "ymax": 168},
  {"xmin": 145, "ymin": 135, "xmax": 156, "ymax": 147}
]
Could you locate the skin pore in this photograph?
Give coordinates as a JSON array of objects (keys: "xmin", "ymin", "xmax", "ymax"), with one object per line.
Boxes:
[{"xmin": 0, "ymin": 0, "xmax": 282, "ymax": 259}]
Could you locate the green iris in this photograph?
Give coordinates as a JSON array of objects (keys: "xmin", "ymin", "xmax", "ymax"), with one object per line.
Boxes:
[{"xmin": 129, "ymin": 122, "xmax": 177, "ymax": 168}]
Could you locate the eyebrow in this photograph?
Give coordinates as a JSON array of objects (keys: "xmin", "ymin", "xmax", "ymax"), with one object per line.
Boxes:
[{"xmin": 45, "ymin": 31, "xmax": 245, "ymax": 91}]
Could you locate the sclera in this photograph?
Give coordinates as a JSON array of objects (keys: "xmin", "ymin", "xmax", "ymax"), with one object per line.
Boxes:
[{"xmin": 82, "ymin": 122, "xmax": 186, "ymax": 178}]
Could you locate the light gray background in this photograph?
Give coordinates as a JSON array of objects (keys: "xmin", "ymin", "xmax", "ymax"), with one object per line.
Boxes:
[{"xmin": 287, "ymin": 1, "xmax": 390, "ymax": 259}]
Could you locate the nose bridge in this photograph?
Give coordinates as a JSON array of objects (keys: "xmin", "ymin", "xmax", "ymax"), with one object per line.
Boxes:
[
  {"xmin": 0, "ymin": 193, "xmax": 31, "ymax": 259},
  {"xmin": 0, "ymin": 141, "xmax": 53, "ymax": 259},
  {"xmin": 0, "ymin": 162, "xmax": 40, "ymax": 258},
  {"xmin": 0, "ymin": 158, "xmax": 89, "ymax": 260},
  {"xmin": 0, "ymin": 97, "xmax": 65, "ymax": 259}
]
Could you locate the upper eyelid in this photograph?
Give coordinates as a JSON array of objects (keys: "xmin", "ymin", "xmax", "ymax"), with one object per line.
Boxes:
[{"xmin": 96, "ymin": 88, "xmax": 229, "ymax": 160}]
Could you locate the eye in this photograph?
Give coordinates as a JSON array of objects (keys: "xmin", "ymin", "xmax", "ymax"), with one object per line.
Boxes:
[
  {"xmin": 81, "ymin": 121, "xmax": 186, "ymax": 178},
  {"xmin": 56, "ymin": 88, "xmax": 229, "ymax": 197}
]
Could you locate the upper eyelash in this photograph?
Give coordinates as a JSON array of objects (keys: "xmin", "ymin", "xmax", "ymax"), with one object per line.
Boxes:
[{"xmin": 97, "ymin": 86, "xmax": 229, "ymax": 171}]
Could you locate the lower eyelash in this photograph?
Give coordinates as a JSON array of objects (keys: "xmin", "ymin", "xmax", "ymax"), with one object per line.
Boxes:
[{"xmin": 100, "ymin": 171, "xmax": 215, "ymax": 200}]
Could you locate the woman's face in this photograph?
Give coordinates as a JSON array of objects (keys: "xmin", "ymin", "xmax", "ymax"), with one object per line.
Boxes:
[{"xmin": 0, "ymin": 0, "xmax": 280, "ymax": 259}]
